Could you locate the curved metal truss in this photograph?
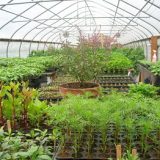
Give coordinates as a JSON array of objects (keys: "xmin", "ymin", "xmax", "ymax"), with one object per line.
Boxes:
[{"xmin": 0, "ymin": 0, "xmax": 160, "ymax": 56}]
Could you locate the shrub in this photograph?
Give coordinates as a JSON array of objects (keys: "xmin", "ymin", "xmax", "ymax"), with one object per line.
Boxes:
[
  {"xmin": 105, "ymin": 52, "xmax": 133, "ymax": 73},
  {"xmin": 129, "ymin": 82, "xmax": 158, "ymax": 97}
]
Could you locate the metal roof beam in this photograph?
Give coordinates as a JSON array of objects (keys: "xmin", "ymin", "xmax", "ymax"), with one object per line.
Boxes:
[
  {"xmin": 0, "ymin": 0, "xmax": 73, "ymax": 6},
  {"xmin": 84, "ymin": 0, "xmax": 96, "ymax": 25},
  {"xmin": 12, "ymin": 16, "xmax": 149, "ymax": 22},
  {"xmin": 35, "ymin": 24, "xmax": 138, "ymax": 29},
  {"xmin": 110, "ymin": 0, "xmax": 121, "ymax": 35}
]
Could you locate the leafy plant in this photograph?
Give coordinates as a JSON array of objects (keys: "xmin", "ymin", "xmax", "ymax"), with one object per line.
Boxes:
[
  {"xmin": 62, "ymin": 46, "xmax": 106, "ymax": 86},
  {"xmin": 0, "ymin": 55, "xmax": 62, "ymax": 83},
  {"xmin": 149, "ymin": 61, "xmax": 160, "ymax": 75},
  {"xmin": 112, "ymin": 47, "xmax": 144, "ymax": 66},
  {"xmin": 129, "ymin": 82, "xmax": 158, "ymax": 97},
  {"xmin": 61, "ymin": 35, "xmax": 107, "ymax": 87},
  {"xmin": 0, "ymin": 82, "xmax": 6, "ymax": 125},
  {"xmin": 112, "ymin": 47, "xmax": 145, "ymax": 74},
  {"xmin": 105, "ymin": 52, "xmax": 133, "ymax": 74},
  {"xmin": 29, "ymin": 46, "xmax": 61, "ymax": 57},
  {"xmin": 0, "ymin": 82, "xmax": 49, "ymax": 129},
  {"xmin": 47, "ymin": 92, "xmax": 160, "ymax": 158},
  {"xmin": 4, "ymin": 82, "xmax": 21, "ymax": 129},
  {"xmin": 0, "ymin": 128, "xmax": 53, "ymax": 160},
  {"xmin": 20, "ymin": 82, "xmax": 37, "ymax": 129},
  {"xmin": 122, "ymin": 150, "xmax": 140, "ymax": 160}
]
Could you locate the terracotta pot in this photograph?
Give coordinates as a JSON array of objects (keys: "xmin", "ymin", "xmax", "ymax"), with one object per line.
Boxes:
[{"xmin": 59, "ymin": 82, "xmax": 100, "ymax": 97}]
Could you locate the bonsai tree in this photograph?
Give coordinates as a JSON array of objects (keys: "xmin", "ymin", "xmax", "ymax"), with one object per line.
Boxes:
[{"xmin": 61, "ymin": 35, "xmax": 106, "ymax": 88}]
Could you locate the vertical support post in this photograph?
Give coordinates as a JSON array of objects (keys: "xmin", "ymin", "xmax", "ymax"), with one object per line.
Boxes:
[
  {"xmin": 116, "ymin": 144, "xmax": 122, "ymax": 160},
  {"xmin": 100, "ymin": 33, "xmax": 104, "ymax": 48},
  {"xmin": 150, "ymin": 36, "xmax": 158, "ymax": 61}
]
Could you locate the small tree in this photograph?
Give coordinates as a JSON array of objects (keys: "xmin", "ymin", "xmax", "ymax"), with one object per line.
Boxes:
[{"xmin": 62, "ymin": 33, "xmax": 107, "ymax": 88}]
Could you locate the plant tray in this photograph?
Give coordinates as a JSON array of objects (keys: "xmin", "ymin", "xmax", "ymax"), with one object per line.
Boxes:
[
  {"xmin": 55, "ymin": 130, "xmax": 160, "ymax": 160},
  {"xmin": 95, "ymin": 75, "xmax": 134, "ymax": 93}
]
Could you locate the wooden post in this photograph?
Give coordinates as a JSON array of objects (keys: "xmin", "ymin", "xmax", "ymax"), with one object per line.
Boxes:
[
  {"xmin": 7, "ymin": 120, "xmax": 12, "ymax": 134},
  {"xmin": 100, "ymin": 33, "xmax": 104, "ymax": 48},
  {"xmin": 116, "ymin": 144, "xmax": 122, "ymax": 160},
  {"xmin": 150, "ymin": 36, "xmax": 158, "ymax": 61},
  {"xmin": 132, "ymin": 148, "xmax": 137, "ymax": 157}
]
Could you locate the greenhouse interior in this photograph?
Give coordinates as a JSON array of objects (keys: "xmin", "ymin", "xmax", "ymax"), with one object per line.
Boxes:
[{"xmin": 0, "ymin": 0, "xmax": 160, "ymax": 160}]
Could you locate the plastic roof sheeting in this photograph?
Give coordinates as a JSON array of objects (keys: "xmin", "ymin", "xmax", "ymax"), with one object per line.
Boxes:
[{"xmin": 0, "ymin": 0, "xmax": 160, "ymax": 45}]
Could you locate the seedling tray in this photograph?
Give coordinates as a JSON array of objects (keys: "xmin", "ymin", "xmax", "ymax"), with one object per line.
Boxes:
[
  {"xmin": 55, "ymin": 129, "xmax": 160, "ymax": 160},
  {"xmin": 95, "ymin": 75, "xmax": 134, "ymax": 93},
  {"xmin": 55, "ymin": 132, "xmax": 116, "ymax": 160}
]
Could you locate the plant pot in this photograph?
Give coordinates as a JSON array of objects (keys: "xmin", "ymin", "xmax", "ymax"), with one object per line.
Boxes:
[{"xmin": 59, "ymin": 82, "xmax": 100, "ymax": 97}]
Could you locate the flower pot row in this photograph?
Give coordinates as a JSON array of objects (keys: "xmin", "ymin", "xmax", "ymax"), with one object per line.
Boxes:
[{"xmin": 105, "ymin": 69, "xmax": 128, "ymax": 75}]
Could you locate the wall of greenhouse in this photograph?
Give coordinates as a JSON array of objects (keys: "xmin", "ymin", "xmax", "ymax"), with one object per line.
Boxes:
[
  {"xmin": 0, "ymin": 39, "xmax": 61, "ymax": 58},
  {"xmin": 1, "ymin": 37, "xmax": 160, "ymax": 60}
]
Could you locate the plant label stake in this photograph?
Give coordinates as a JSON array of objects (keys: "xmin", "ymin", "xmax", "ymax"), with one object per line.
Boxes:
[
  {"xmin": 116, "ymin": 144, "xmax": 122, "ymax": 160},
  {"xmin": 132, "ymin": 148, "xmax": 137, "ymax": 157},
  {"xmin": 7, "ymin": 120, "xmax": 12, "ymax": 134}
]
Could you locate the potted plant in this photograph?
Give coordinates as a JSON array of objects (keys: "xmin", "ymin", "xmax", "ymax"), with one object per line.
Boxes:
[{"xmin": 59, "ymin": 34, "xmax": 106, "ymax": 96}]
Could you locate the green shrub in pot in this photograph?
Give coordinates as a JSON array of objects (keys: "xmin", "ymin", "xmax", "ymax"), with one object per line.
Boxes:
[
  {"xmin": 61, "ymin": 42, "xmax": 107, "ymax": 89},
  {"xmin": 105, "ymin": 52, "xmax": 133, "ymax": 74}
]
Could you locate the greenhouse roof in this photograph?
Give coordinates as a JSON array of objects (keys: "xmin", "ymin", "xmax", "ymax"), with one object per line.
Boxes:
[{"xmin": 0, "ymin": 0, "xmax": 160, "ymax": 46}]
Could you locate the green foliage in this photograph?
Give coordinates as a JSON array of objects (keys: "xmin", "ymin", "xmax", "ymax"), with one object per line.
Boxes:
[
  {"xmin": 129, "ymin": 82, "xmax": 159, "ymax": 97},
  {"xmin": 105, "ymin": 52, "xmax": 133, "ymax": 72},
  {"xmin": 149, "ymin": 61, "xmax": 160, "ymax": 75},
  {"xmin": 0, "ymin": 128, "xmax": 53, "ymax": 160},
  {"xmin": 112, "ymin": 47, "xmax": 145, "ymax": 69},
  {"xmin": 129, "ymin": 82, "xmax": 158, "ymax": 97},
  {"xmin": 45, "ymin": 93, "xmax": 160, "ymax": 158},
  {"xmin": 108, "ymin": 150, "xmax": 140, "ymax": 160},
  {"xmin": 48, "ymin": 93, "xmax": 160, "ymax": 134},
  {"xmin": 29, "ymin": 46, "xmax": 61, "ymax": 57},
  {"xmin": 1, "ymin": 85, "xmax": 160, "ymax": 158},
  {"xmin": 139, "ymin": 60, "xmax": 160, "ymax": 76},
  {"xmin": 139, "ymin": 60, "xmax": 152, "ymax": 66},
  {"xmin": 0, "ymin": 55, "xmax": 61, "ymax": 83},
  {"xmin": 0, "ymin": 82, "xmax": 49, "ymax": 129},
  {"xmin": 62, "ymin": 46, "xmax": 107, "ymax": 85},
  {"xmin": 122, "ymin": 150, "xmax": 140, "ymax": 160}
]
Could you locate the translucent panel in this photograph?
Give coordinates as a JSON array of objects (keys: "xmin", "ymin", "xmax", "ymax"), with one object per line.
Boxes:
[
  {"xmin": 29, "ymin": 43, "xmax": 38, "ymax": 53},
  {"xmin": 4, "ymin": 4, "xmax": 33, "ymax": 15},
  {"xmin": 0, "ymin": 10, "xmax": 15, "ymax": 28},
  {"xmin": 8, "ymin": 42, "xmax": 21, "ymax": 57},
  {"xmin": 20, "ymin": 42, "xmax": 31, "ymax": 58},
  {"xmin": 38, "ymin": 43, "xmax": 45, "ymax": 50},
  {"xmin": 0, "ymin": 41, "xmax": 8, "ymax": 57}
]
